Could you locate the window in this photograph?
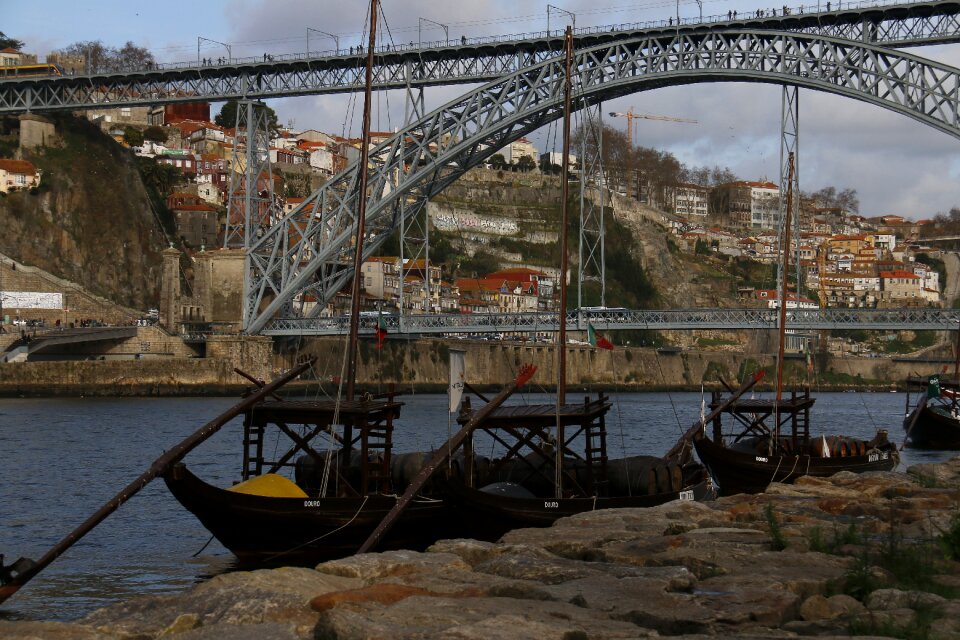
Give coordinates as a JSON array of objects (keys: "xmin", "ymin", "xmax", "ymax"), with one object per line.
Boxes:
[
  {"xmin": 15, "ymin": 174, "xmax": 26, "ymax": 185},
  {"xmin": 121, "ymin": 107, "xmax": 131, "ymax": 118}
]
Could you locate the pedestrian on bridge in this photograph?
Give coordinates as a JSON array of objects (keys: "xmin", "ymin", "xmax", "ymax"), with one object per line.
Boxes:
[{"xmin": 462, "ymin": 35, "xmax": 467, "ymax": 45}]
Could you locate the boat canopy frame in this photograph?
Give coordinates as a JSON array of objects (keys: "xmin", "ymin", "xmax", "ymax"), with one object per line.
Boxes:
[
  {"xmin": 457, "ymin": 392, "xmax": 612, "ymax": 497},
  {"xmin": 241, "ymin": 388, "xmax": 402, "ymax": 496}
]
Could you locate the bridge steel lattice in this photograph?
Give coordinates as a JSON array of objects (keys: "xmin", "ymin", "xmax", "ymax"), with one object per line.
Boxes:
[
  {"xmin": 0, "ymin": 2, "xmax": 958, "ymax": 113},
  {"xmin": 244, "ymin": 28, "xmax": 960, "ymax": 334},
  {"xmin": 264, "ymin": 308, "xmax": 960, "ymax": 337}
]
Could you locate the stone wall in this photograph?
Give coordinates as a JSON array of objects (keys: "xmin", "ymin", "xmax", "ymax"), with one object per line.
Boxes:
[
  {"xmin": 0, "ymin": 252, "xmax": 144, "ymax": 327},
  {"xmin": 291, "ymin": 337, "xmax": 924, "ymax": 389},
  {"xmin": 0, "ymin": 358, "xmax": 252, "ymax": 396},
  {"xmin": 18, "ymin": 114, "xmax": 58, "ymax": 150}
]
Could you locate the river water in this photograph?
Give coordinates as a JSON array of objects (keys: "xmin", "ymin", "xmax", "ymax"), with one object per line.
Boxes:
[{"xmin": 0, "ymin": 391, "xmax": 955, "ymax": 622}]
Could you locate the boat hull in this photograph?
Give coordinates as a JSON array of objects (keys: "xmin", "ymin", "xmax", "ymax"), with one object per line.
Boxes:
[
  {"xmin": 164, "ymin": 464, "xmax": 452, "ymax": 563},
  {"xmin": 903, "ymin": 405, "xmax": 960, "ymax": 449},
  {"xmin": 443, "ymin": 475, "xmax": 714, "ymax": 542},
  {"xmin": 693, "ymin": 436, "xmax": 898, "ymax": 495}
]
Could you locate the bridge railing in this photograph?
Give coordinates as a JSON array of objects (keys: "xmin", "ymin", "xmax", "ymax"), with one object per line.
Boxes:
[
  {"xmin": 259, "ymin": 307, "xmax": 960, "ymax": 336},
  {"xmin": 36, "ymin": 0, "xmax": 920, "ymax": 77}
]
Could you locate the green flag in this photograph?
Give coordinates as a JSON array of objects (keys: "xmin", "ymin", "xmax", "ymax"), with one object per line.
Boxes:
[{"xmin": 928, "ymin": 374, "xmax": 941, "ymax": 399}]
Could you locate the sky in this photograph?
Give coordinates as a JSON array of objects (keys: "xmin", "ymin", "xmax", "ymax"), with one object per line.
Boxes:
[{"xmin": 6, "ymin": 0, "xmax": 960, "ymax": 219}]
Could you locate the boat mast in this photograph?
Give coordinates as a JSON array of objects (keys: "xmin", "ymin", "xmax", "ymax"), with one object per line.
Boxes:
[
  {"xmin": 553, "ymin": 26, "xmax": 574, "ymax": 500},
  {"xmin": 346, "ymin": 0, "xmax": 379, "ymax": 402},
  {"xmin": 557, "ymin": 26, "xmax": 574, "ymax": 406},
  {"xmin": 775, "ymin": 152, "xmax": 796, "ymax": 404}
]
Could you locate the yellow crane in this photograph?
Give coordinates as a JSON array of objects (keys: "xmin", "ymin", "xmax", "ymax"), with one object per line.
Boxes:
[
  {"xmin": 608, "ymin": 107, "xmax": 698, "ymax": 145},
  {"xmin": 608, "ymin": 107, "xmax": 697, "ymax": 199}
]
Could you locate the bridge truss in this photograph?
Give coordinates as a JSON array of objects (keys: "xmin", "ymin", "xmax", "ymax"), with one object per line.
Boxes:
[
  {"xmin": 263, "ymin": 307, "xmax": 960, "ymax": 336},
  {"xmin": 0, "ymin": 2, "xmax": 958, "ymax": 113},
  {"xmin": 240, "ymin": 28, "xmax": 960, "ymax": 334}
]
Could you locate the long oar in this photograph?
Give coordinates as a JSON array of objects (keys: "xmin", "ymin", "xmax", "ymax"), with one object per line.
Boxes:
[
  {"xmin": 664, "ymin": 370, "xmax": 766, "ymax": 462},
  {"xmin": 358, "ymin": 364, "xmax": 538, "ymax": 555},
  {"xmin": 0, "ymin": 359, "xmax": 314, "ymax": 605}
]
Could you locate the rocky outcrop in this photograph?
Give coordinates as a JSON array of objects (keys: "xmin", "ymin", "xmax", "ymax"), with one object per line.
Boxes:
[
  {"xmin": 2, "ymin": 457, "xmax": 959, "ymax": 639},
  {"xmin": 0, "ymin": 114, "xmax": 166, "ymax": 310}
]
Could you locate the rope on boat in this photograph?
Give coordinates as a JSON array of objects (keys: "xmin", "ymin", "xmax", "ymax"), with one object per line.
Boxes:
[
  {"xmin": 191, "ymin": 534, "xmax": 216, "ymax": 558},
  {"xmin": 263, "ymin": 495, "xmax": 370, "ymax": 563},
  {"xmin": 769, "ymin": 456, "xmax": 784, "ymax": 485}
]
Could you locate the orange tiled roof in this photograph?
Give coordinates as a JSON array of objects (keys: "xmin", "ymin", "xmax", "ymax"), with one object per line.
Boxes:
[
  {"xmin": 0, "ymin": 159, "xmax": 37, "ymax": 174},
  {"xmin": 880, "ymin": 270, "xmax": 920, "ymax": 279},
  {"xmin": 172, "ymin": 203, "xmax": 217, "ymax": 212}
]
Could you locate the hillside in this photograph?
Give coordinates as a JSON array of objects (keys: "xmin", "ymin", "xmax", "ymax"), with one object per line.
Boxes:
[
  {"xmin": 0, "ymin": 114, "xmax": 166, "ymax": 310},
  {"xmin": 426, "ymin": 168, "xmax": 744, "ymax": 310}
]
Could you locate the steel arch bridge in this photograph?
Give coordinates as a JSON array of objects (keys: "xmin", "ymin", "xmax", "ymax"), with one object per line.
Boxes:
[
  {"xmin": 0, "ymin": 2, "xmax": 958, "ymax": 113},
  {"xmin": 244, "ymin": 28, "xmax": 960, "ymax": 334}
]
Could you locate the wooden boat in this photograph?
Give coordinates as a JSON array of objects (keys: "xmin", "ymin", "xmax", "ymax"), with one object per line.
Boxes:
[
  {"xmin": 692, "ymin": 388, "xmax": 898, "ymax": 495},
  {"xmin": 165, "ymin": 463, "xmax": 449, "ymax": 563},
  {"xmin": 903, "ymin": 375, "xmax": 960, "ymax": 449},
  {"xmin": 445, "ymin": 394, "xmax": 713, "ymax": 540},
  {"xmin": 163, "ymin": 392, "xmax": 459, "ymax": 562},
  {"xmin": 691, "ymin": 154, "xmax": 898, "ymax": 494}
]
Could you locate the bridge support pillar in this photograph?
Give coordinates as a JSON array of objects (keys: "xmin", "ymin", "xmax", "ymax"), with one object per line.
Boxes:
[{"xmin": 18, "ymin": 114, "xmax": 58, "ymax": 150}]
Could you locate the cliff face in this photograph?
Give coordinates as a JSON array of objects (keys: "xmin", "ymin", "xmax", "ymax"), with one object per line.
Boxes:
[{"xmin": 0, "ymin": 115, "xmax": 165, "ymax": 310}]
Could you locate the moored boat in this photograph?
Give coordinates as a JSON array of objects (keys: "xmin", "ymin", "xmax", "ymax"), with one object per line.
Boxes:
[
  {"xmin": 903, "ymin": 375, "xmax": 960, "ymax": 449},
  {"xmin": 445, "ymin": 394, "xmax": 713, "ymax": 540},
  {"xmin": 690, "ymin": 154, "xmax": 898, "ymax": 494},
  {"xmin": 163, "ymin": 392, "xmax": 458, "ymax": 562},
  {"xmin": 692, "ymin": 388, "xmax": 898, "ymax": 495}
]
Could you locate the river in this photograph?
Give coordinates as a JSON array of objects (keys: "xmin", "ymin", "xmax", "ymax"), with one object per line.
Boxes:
[{"xmin": 0, "ymin": 391, "xmax": 954, "ymax": 622}]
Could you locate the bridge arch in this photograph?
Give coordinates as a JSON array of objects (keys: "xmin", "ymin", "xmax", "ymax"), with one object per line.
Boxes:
[{"xmin": 245, "ymin": 29, "xmax": 960, "ymax": 333}]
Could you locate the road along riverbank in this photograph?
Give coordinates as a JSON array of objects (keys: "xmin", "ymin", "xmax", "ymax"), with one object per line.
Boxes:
[{"xmin": 2, "ymin": 457, "xmax": 958, "ymax": 639}]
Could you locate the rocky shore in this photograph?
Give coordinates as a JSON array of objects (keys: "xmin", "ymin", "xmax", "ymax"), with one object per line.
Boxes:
[{"xmin": 3, "ymin": 458, "xmax": 960, "ymax": 640}]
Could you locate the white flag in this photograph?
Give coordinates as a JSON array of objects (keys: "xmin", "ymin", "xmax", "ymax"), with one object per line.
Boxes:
[{"xmin": 448, "ymin": 349, "xmax": 466, "ymax": 413}]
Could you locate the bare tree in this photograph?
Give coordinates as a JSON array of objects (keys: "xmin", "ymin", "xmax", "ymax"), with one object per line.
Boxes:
[{"xmin": 52, "ymin": 40, "xmax": 155, "ymax": 73}]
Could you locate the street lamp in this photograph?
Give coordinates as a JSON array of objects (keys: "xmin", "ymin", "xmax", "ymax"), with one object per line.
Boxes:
[
  {"xmin": 307, "ymin": 28, "xmax": 339, "ymax": 55},
  {"xmin": 198, "ymin": 36, "xmax": 232, "ymax": 65},
  {"xmin": 547, "ymin": 4, "xmax": 576, "ymax": 34},
  {"xmin": 418, "ymin": 17, "xmax": 449, "ymax": 48}
]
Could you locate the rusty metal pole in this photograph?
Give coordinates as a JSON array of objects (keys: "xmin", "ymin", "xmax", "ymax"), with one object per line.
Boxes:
[{"xmin": 345, "ymin": 0, "xmax": 379, "ymax": 402}]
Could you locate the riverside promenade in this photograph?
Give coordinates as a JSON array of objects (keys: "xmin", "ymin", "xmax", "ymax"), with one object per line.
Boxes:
[{"xmin": 2, "ymin": 457, "xmax": 959, "ymax": 639}]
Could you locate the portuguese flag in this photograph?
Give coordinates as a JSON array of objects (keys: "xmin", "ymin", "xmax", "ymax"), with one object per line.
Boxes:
[{"xmin": 587, "ymin": 323, "xmax": 614, "ymax": 350}]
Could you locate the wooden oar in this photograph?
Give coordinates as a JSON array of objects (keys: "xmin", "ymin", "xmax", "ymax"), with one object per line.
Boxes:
[
  {"xmin": 357, "ymin": 364, "xmax": 537, "ymax": 555},
  {"xmin": 664, "ymin": 370, "xmax": 766, "ymax": 462},
  {"xmin": 900, "ymin": 394, "xmax": 929, "ymax": 451},
  {"xmin": 0, "ymin": 359, "xmax": 314, "ymax": 606}
]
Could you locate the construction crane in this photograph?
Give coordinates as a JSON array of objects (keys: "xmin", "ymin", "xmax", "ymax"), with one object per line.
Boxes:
[
  {"xmin": 608, "ymin": 107, "xmax": 697, "ymax": 200},
  {"xmin": 608, "ymin": 107, "xmax": 697, "ymax": 146}
]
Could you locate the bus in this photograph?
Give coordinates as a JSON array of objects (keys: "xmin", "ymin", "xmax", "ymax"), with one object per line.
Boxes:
[{"xmin": 0, "ymin": 64, "xmax": 65, "ymax": 80}]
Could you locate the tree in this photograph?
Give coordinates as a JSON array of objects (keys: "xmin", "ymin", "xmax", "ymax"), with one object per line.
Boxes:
[
  {"xmin": 807, "ymin": 185, "xmax": 860, "ymax": 212},
  {"xmin": 137, "ymin": 157, "xmax": 184, "ymax": 196},
  {"xmin": 215, "ymin": 100, "xmax": 280, "ymax": 134},
  {"xmin": 516, "ymin": 155, "xmax": 536, "ymax": 172},
  {"xmin": 123, "ymin": 126, "xmax": 144, "ymax": 147},
  {"xmin": 143, "ymin": 126, "xmax": 168, "ymax": 143},
  {"xmin": 52, "ymin": 40, "xmax": 155, "ymax": 73},
  {"xmin": 489, "ymin": 154, "xmax": 508, "ymax": 170},
  {"xmin": 0, "ymin": 31, "xmax": 24, "ymax": 51}
]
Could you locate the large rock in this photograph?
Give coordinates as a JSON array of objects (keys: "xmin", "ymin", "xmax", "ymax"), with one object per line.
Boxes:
[
  {"xmin": 313, "ymin": 595, "xmax": 653, "ymax": 639},
  {"xmin": 82, "ymin": 566, "xmax": 359, "ymax": 639}
]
